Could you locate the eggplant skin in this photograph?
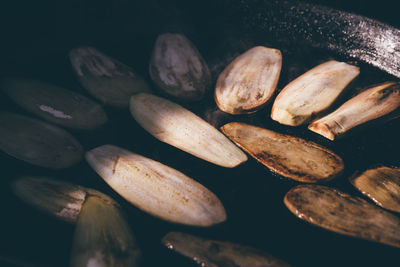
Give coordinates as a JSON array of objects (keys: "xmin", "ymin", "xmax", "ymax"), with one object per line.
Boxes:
[
  {"xmin": 308, "ymin": 82, "xmax": 400, "ymax": 140},
  {"xmin": 284, "ymin": 185, "xmax": 400, "ymax": 248},
  {"xmin": 221, "ymin": 122, "xmax": 344, "ymax": 183},
  {"xmin": 237, "ymin": 0, "xmax": 400, "ymax": 79}
]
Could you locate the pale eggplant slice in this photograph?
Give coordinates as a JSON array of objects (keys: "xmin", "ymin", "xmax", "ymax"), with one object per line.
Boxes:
[
  {"xmin": 85, "ymin": 145, "xmax": 227, "ymax": 227},
  {"xmin": 11, "ymin": 176, "xmax": 117, "ymax": 223},
  {"xmin": 284, "ymin": 185, "xmax": 400, "ymax": 248},
  {"xmin": 162, "ymin": 232, "xmax": 291, "ymax": 267},
  {"xmin": 350, "ymin": 166, "xmax": 400, "ymax": 213},
  {"xmin": 129, "ymin": 93, "xmax": 247, "ymax": 168},
  {"xmin": 0, "ymin": 112, "xmax": 82, "ymax": 169},
  {"xmin": 309, "ymin": 82, "xmax": 400, "ymax": 140},
  {"xmin": 69, "ymin": 46, "xmax": 151, "ymax": 108},
  {"xmin": 271, "ymin": 60, "xmax": 360, "ymax": 126},
  {"xmin": 215, "ymin": 46, "xmax": 282, "ymax": 115},
  {"xmin": 149, "ymin": 33, "xmax": 211, "ymax": 101},
  {"xmin": 70, "ymin": 196, "xmax": 141, "ymax": 267},
  {"xmin": 220, "ymin": 122, "xmax": 344, "ymax": 183},
  {"xmin": 1, "ymin": 77, "xmax": 107, "ymax": 130}
]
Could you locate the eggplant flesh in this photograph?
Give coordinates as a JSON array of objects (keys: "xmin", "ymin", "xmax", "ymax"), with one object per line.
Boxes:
[
  {"xmin": 271, "ymin": 60, "xmax": 359, "ymax": 126},
  {"xmin": 11, "ymin": 176, "xmax": 117, "ymax": 223},
  {"xmin": 215, "ymin": 46, "xmax": 282, "ymax": 115},
  {"xmin": 284, "ymin": 185, "xmax": 400, "ymax": 248},
  {"xmin": 129, "ymin": 93, "xmax": 247, "ymax": 168},
  {"xmin": 0, "ymin": 112, "xmax": 82, "ymax": 169},
  {"xmin": 149, "ymin": 33, "xmax": 211, "ymax": 101},
  {"xmin": 221, "ymin": 122, "xmax": 344, "ymax": 183},
  {"xmin": 350, "ymin": 166, "xmax": 400, "ymax": 213},
  {"xmin": 85, "ymin": 145, "xmax": 227, "ymax": 227},
  {"xmin": 69, "ymin": 46, "xmax": 151, "ymax": 108},
  {"xmin": 309, "ymin": 82, "xmax": 400, "ymax": 140},
  {"xmin": 70, "ymin": 196, "xmax": 141, "ymax": 267},
  {"xmin": 162, "ymin": 232, "xmax": 291, "ymax": 267},
  {"xmin": 1, "ymin": 77, "xmax": 108, "ymax": 130}
]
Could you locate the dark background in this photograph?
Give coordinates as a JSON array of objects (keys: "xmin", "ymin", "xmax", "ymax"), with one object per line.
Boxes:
[
  {"xmin": 0, "ymin": 1, "xmax": 399, "ymax": 267},
  {"xmin": 1, "ymin": 0, "xmax": 400, "ymax": 65}
]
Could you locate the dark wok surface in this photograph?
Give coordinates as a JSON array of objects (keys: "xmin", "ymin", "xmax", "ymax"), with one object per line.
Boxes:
[{"xmin": 1, "ymin": 0, "xmax": 399, "ymax": 266}]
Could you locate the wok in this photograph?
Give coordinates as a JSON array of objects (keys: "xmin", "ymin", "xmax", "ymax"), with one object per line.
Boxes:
[{"xmin": 0, "ymin": 0, "xmax": 399, "ymax": 266}]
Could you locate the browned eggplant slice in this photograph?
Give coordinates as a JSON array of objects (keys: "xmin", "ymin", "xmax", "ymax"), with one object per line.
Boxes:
[
  {"xmin": 220, "ymin": 122, "xmax": 344, "ymax": 183},
  {"xmin": 1, "ymin": 77, "xmax": 107, "ymax": 130},
  {"xmin": 350, "ymin": 166, "xmax": 400, "ymax": 213},
  {"xmin": 215, "ymin": 46, "xmax": 282, "ymax": 115},
  {"xmin": 162, "ymin": 232, "xmax": 291, "ymax": 267},
  {"xmin": 309, "ymin": 82, "xmax": 400, "ymax": 140},
  {"xmin": 284, "ymin": 185, "xmax": 400, "ymax": 248},
  {"xmin": 0, "ymin": 112, "xmax": 82, "ymax": 168}
]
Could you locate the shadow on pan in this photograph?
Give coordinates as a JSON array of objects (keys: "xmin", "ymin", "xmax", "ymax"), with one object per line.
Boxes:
[{"xmin": 0, "ymin": 0, "xmax": 399, "ymax": 266}]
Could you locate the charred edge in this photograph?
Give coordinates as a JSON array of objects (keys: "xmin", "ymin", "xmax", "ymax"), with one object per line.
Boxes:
[
  {"xmin": 375, "ymin": 83, "xmax": 400, "ymax": 102},
  {"xmin": 348, "ymin": 170, "xmax": 361, "ymax": 186}
]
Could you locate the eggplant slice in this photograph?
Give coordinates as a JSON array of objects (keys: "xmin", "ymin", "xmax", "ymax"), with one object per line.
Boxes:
[
  {"xmin": 215, "ymin": 46, "xmax": 282, "ymax": 115},
  {"xmin": 0, "ymin": 112, "xmax": 82, "ymax": 169},
  {"xmin": 69, "ymin": 46, "xmax": 151, "ymax": 108},
  {"xmin": 271, "ymin": 60, "xmax": 359, "ymax": 126},
  {"xmin": 309, "ymin": 82, "xmax": 400, "ymax": 140},
  {"xmin": 162, "ymin": 232, "xmax": 291, "ymax": 267},
  {"xmin": 11, "ymin": 176, "xmax": 117, "ymax": 223},
  {"xmin": 1, "ymin": 77, "xmax": 108, "ymax": 130},
  {"xmin": 221, "ymin": 122, "xmax": 344, "ymax": 183},
  {"xmin": 70, "ymin": 196, "xmax": 141, "ymax": 267},
  {"xmin": 149, "ymin": 33, "xmax": 211, "ymax": 101},
  {"xmin": 130, "ymin": 93, "xmax": 247, "ymax": 168},
  {"xmin": 85, "ymin": 145, "xmax": 227, "ymax": 227},
  {"xmin": 284, "ymin": 185, "xmax": 400, "ymax": 248},
  {"xmin": 350, "ymin": 166, "xmax": 400, "ymax": 213}
]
